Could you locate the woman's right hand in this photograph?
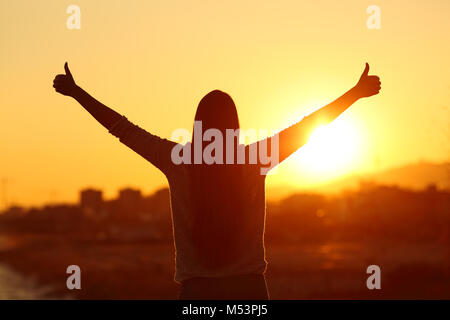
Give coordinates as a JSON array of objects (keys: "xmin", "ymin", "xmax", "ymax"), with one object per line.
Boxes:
[
  {"xmin": 53, "ymin": 62, "xmax": 77, "ymax": 97},
  {"xmin": 354, "ymin": 63, "xmax": 381, "ymax": 98}
]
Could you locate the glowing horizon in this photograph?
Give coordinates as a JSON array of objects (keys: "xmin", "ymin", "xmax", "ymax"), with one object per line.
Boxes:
[{"xmin": 1, "ymin": 0, "xmax": 449, "ymax": 207}]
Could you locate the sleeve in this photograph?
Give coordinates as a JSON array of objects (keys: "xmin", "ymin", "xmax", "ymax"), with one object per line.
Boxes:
[
  {"xmin": 245, "ymin": 114, "xmax": 314, "ymax": 174},
  {"xmin": 108, "ymin": 115, "xmax": 176, "ymax": 175},
  {"xmin": 270, "ymin": 114, "xmax": 315, "ymax": 165}
]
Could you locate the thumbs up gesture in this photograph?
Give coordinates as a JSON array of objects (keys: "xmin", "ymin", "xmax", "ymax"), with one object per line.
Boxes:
[
  {"xmin": 354, "ymin": 63, "xmax": 381, "ymax": 98},
  {"xmin": 53, "ymin": 62, "xmax": 77, "ymax": 96}
]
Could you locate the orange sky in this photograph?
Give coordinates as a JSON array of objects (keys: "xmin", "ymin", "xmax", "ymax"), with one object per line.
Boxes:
[{"xmin": 1, "ymin": 0, "xmax": 449, "ymax": 207}]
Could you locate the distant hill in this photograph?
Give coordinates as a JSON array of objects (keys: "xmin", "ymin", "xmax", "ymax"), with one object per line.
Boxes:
[{"xmin": 267, "ymin": 161, "xmax": 450, "ymax": 200}]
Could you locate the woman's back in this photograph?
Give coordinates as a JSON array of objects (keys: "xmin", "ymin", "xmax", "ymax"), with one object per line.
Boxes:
[{"xmin": 167, "ymin": 161, "xmax": 268, "ymax": 283}]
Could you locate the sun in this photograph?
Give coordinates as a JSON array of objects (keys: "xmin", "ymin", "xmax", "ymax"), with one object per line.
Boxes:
[{"xmin": 296, "ymin": 118, "xmax": 361, "ymax": 179}]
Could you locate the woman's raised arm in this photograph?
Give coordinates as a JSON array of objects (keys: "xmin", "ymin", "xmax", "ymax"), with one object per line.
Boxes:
[
  {"xmin": 53, "ymin": 62, "xmax": 122, "ymax": 130},
  {"xmin": 254, "ymin": 63, "xmax": 381, "ymax": 169},
  {"xmin": 53, "ymin": 62, "xmax": 176, "ymax": 174}
]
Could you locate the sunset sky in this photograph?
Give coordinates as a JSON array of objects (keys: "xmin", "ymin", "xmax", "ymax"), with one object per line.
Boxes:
[{"xmin": 1, "ymin": 0, "xmax": 449, "ymax": 207}]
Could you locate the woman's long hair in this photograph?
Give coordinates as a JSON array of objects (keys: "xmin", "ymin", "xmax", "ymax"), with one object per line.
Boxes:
[{"xmin": 189, "ymin": 90, "xmax": 247, "ymax": 268}]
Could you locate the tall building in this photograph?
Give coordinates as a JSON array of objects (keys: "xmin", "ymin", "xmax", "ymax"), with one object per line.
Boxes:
[
  {"xmin": 79, "ymin": 188, "xmax": 103, "ymax": 218},
  {"xmin": 117, "ymin": 188, "xmax": 143, "ymax": 218}
]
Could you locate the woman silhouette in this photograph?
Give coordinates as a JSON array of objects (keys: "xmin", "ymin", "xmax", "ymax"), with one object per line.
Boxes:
[{"xmin": 53, "ymin": 62, "xmax": 380, "ymax": 299}]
